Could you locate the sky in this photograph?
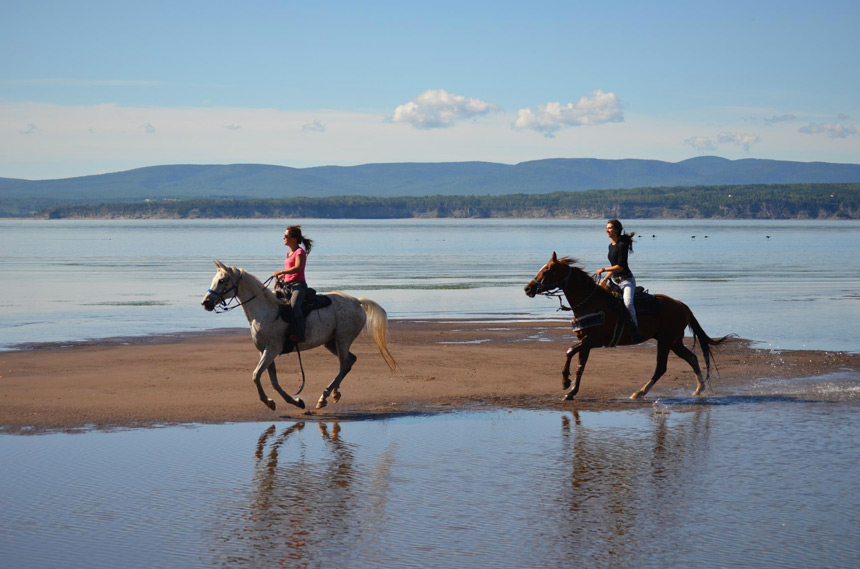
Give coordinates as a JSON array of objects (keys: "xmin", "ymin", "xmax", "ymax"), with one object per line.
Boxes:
[{"xmin": 2, "ymin": 0, "xmax": 859, "ymax": 180}]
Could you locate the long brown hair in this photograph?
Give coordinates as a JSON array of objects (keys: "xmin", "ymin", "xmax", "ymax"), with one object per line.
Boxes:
[
  {"xmin": 608, "ymin": 218, "xmax": 635, "ymax": 252},
  {"xmin": 285, "ymin": 225, "xmax": 314, "ymax": 254}
]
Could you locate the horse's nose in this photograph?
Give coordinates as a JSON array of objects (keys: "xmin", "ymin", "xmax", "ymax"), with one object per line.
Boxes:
[
  {"xmin": 524, "ymin": 283, "xmax": 536, "ymax": 297},
  {"xmin": 202, "ymin": 298, "xmax": 214, "ymax": 311}
]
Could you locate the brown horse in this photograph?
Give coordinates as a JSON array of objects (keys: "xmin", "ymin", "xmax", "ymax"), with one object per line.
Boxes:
[{"xmin": 524, "ymin": 252, "xmax": 731, "ymax": 400}]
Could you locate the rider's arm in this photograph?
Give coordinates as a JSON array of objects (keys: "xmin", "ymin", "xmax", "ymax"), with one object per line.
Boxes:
[
  {"xmin": 598, "ymin": 264, "xmax": 624, "ymax": 274},
  {"xmin": 272, "ymin": 251, "xmax": 306, "ymax": 278},
  {"xmin": 597, "ymin": 264, "xmax": 623, "ymax": 284}
]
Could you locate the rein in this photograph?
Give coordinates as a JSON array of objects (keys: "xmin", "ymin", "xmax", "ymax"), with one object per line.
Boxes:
[
  {"xmin": 533, "ymin": 266, "xmax": 600, "ymax": 312},
  {"xmin": 207, "ymin": 271, "xmax": 264, "ymax": 313},
  {"xmin": 208, "ymin": 271, "xmax": 306, "ymax": 397}
]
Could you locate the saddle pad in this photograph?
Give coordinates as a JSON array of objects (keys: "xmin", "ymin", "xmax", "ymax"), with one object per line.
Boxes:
[
  {"xmin": 301, "ymin": 293, "xmax": 332, "ymax": 316},
  {"xmin": 277, "ymin": 292, "xmax": 333, "ymax": 323},
  {"xmin": 570, "ymin": 312, "xmax": 606, "ymax": 332}
]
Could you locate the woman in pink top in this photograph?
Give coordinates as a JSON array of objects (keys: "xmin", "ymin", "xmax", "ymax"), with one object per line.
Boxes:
[{"xmin": 272, "ymin": 225, "xmax": 314, "ymax": 342}]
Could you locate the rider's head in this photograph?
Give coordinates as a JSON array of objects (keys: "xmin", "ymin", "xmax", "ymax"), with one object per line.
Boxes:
[
  {"xmin": 285, "ymin": 225, "xmax": 314, "ymax": 254},
  {"xmin": 606, "ymin": 219, "xmax": 634, "ymax": 251}
]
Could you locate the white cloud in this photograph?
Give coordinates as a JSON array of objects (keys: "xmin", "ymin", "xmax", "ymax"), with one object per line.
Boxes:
[
  {"xmin": 223, "ymin": 124, "xmax": 242, "ymax": 131},
  {"xmin": 301, "ymin": 119, "xmax": 326, "ymax": 133},
  {"xmin": 683, "ymin": 136, "xmax": 717, "ymax": 151},
  {"xmin": 717, "ymin": 131, "xmax": 760, "ymax": 152},
  {"xmin": 392, "ymin": 89, "xmax": 498, "ymax": 129},
  {"xmin": 798, "ymin": 122, "xmax": 858, "ymax": 138},
  {"xmin": 512, "ymin": 90, "xmax": 623, "ymax": 138},
  {"xmin": 142, "ymin": 122, "xmax": 156, "ymax": 134},
  {"xmin": 2, "ymin": 101, "xmax": 859, "ymax": 180}
]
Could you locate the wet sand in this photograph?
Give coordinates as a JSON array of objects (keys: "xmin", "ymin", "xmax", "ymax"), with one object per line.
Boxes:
[{"xmin": 2, "ymin": 319, "xmax": 858, "ymax": 433}]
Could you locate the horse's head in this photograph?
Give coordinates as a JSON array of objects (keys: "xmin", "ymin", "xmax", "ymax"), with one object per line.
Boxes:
[
  {"xmin": 524, "ymin": 252, "xmax": 574, "ymax": 297},
  {"xmin": 201, "ymin": 261, "xmax": 240, "ymax": 311}
]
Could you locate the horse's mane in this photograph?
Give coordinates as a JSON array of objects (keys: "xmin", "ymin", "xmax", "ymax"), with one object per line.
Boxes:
[
  {"xmin": 555, "ymin": 256, "xmax": 602, "ymax": 290},
  {"xmin": 557, "ymin": 256, "xmax": 590, "ymax": 277},
  {"xmin": 235, "ymin": 267, "xmax": 282, "ymax": 307},
  {"xmin": 557, "ymin": 256, "xmax": 581, "ymax": 267}
]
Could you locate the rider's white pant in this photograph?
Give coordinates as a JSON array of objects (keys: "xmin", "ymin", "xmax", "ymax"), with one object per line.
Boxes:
[{"xmin": 617, "ymin": 277, "xmax": 638, "ymax": 327}]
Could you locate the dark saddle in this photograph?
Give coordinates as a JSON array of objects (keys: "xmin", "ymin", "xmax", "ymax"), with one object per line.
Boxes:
[
  {"xmin": 275, "ymin": 287, "xmax": 332, "ymax": 318},
  {"xmin": 571, "ymin": 286, "xmax": 660, "ymax": 347},
  {"xmin": 607, "ymin": 282, "xmax": 662, "ymax": 315},
  {"xmin": 275, "ymin": 288, "xmax": 332, "ymax": 354}
]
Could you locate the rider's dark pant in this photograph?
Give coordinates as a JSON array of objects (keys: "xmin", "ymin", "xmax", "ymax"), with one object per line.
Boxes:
[{"xmin": 279, "ymin": 281, "xmax": 307, "ymax": 340}]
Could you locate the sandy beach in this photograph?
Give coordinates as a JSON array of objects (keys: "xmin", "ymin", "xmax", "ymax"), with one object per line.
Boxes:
[{"xmin": 2, "ymin": 319, "xmax": 858, "ymax": 433}]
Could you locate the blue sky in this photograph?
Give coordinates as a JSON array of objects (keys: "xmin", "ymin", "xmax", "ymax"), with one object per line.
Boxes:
[{"xmin": 2, "ymin": 0, "xmax": 858, "ymax": 179}]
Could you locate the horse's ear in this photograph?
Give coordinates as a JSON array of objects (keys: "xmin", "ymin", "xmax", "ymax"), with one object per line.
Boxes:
[
  {"xmin": 214, "ymin": 260, "xmax": 222, "ymax": 269},
  {"xmin": 551, "ymin": 251, "xmax": 558, "ymax": 263}
]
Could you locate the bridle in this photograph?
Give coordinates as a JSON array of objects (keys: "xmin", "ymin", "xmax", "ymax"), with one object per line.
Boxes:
[
  {"xmin": 205, "ymin": 271, "xmax": 306, "ymax": 396},
  {"xmin": 530, "ymin": 264, "xmax": 572, "ymax": 295},
  {"xmin": 206, "ymin": 270, "xmax": 256, "ymax": 313},
  {"xmin": 531, "ymin": 264, "xmax": 600, "ymax": 312}
]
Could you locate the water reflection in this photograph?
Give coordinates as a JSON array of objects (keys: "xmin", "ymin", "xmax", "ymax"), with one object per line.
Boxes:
[
  {"xmin": 556, "ymin": 408, "xmax": 712, "ymax": 566},
  {"xmin": 2, "ymin": 407, "xmax": 858, "ymax": 568},
  {"xmin": 215, "ymin": 421, "xmax": 395, "ymax": 567}
]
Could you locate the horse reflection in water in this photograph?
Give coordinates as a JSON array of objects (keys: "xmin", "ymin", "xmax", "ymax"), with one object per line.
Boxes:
[
  {"xmin": 216, "ymin": 421, "xmax": 395, "ymax": 567},
  {"xmin": 557, "ymin": 409, "xmax": 712, "ymax": 564}
]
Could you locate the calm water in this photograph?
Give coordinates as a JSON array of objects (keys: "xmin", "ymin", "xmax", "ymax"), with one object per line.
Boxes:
[
  {"xmin": 1, "ymin": 218, "xmax": 859, "ymax": 352},
  {"xmin": 2, "ymin": 218, "xmax": 860, "ymax": 567},
  {"xmin": 2, "ymin": 403, "xmax": 859, "ymax": 568}
]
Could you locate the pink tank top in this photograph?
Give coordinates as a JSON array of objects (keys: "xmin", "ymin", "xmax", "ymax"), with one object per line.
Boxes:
[{"xmin": 281, "ymin": 247, "xmax": 307, "ymax": 283}]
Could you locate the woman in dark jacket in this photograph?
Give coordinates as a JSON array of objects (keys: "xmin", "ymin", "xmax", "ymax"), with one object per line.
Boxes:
[{"xmin": 596, "ymin": 218, "xmax": 642, "ymax": 342}]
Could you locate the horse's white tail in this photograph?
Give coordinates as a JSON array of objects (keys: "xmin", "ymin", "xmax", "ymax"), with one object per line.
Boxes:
[{"xmin": 358, "ymin": 298, "xmax": 398, "ymax": 371}]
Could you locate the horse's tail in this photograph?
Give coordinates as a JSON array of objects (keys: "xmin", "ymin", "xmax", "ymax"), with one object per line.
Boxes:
[
  {"xmin": 358, "ymin": 298, "xmax": 398, "ymax": 371},
  {"xmin": 687, "ymin": 308, "xmax": 734, "ymax": 382}
]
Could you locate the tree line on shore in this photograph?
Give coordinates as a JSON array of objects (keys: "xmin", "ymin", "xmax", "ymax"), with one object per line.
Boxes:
[{"xmin": 34, "ymin": 183, "xmax": 860, "ymax": 220}]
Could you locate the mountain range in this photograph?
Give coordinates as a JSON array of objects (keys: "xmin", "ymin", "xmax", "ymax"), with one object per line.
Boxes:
[{"xmin": 3, "ymin": 156, "xmax": 860, "ymax": 212}]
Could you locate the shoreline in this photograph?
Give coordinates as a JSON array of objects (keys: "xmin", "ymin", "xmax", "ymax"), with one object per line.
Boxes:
[{"xmin": 2, "ymin": 319, "xmax": 859, "ymax": 434}]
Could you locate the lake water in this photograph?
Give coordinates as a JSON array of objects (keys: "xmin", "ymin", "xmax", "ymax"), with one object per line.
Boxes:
[
  {"xmin": 2, "ymin": 218, "xmax": 860, "ymax": 567},
  {"xmin": 2, "ymin": 404, "xmax": 859, "ymax": 568},
  {"xmin": 2, "ymin": 218, "xmax": 859, "ymax": 352}
]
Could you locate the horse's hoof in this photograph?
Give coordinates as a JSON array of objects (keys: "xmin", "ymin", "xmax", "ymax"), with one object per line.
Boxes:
[
  {"xmin": 562, "ymin": 378, "xmax": 571, "ymax": 390},
  {"xmin": 266, "ymin": 400, "xmax": 276, "ymax": 410},
  {"xmin": 629, "ymin": 392, "xmax": 644, "ymax": 400},
  {"xmin": 563, "ymin": 393, "xmax": 576, "ymax": 401},
  {"xmin": 332, "ymin": 390, "xmax": 341, "ymax": 403},
  {"xmin": 316, "ymin": 398, "xmax": 327, "ymax": 409},
  {"xmin": 295, "ymin": 398, "xmax": 306, "ymax": 409}
]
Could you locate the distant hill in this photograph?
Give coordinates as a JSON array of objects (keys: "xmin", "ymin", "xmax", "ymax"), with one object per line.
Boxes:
[{"xmin": 3, "ymin": 156, "xmax": 860, "ymax": 215}]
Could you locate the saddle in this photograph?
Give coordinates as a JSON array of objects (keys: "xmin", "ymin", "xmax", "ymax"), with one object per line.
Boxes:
[
  {"xmin": 607, "ymin": 282, "xmax": 662, "ymax": 315},
  {"xmin": 275, "ymin": 287, "xmax": 332, "ymax": 317},
  {"xmin": 570, "ymin": 283, "xmax": 661, "ymax": 346},
  {"xmin": 275, "ymin": 287, "xmax": 333, "ymax": 354}
]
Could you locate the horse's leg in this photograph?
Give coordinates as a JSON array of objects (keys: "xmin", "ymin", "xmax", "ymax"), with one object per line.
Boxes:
[
  {"xmin": 630, "ymin": 338, "xmax": 671, "ymax": 399},
  {"xmin": 562, "ymin": 340, "xmax": 585, "ymax": 389},
  {"xmin": 564, "ymin": 346, "xmax": 591, "ymax": 401},
  {"xmin": 316, "ymin": 339, "xmax": 358, "ymax": 409},
  {"xmin": 252, "ymin": 349, "xmax": 278, "ymax": 410},
  {"xmin": 671, "ymin": 341, "xmax": 706, "ymax": 396},
  {"xmin": 266, "ymin": 361, "xmax": 306, "ymax": 409}
]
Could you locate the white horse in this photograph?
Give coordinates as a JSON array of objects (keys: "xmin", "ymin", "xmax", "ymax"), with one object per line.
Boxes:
[{"xmin": 201, "ymin": 261, "xmax": 397, "ymax": 411}]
